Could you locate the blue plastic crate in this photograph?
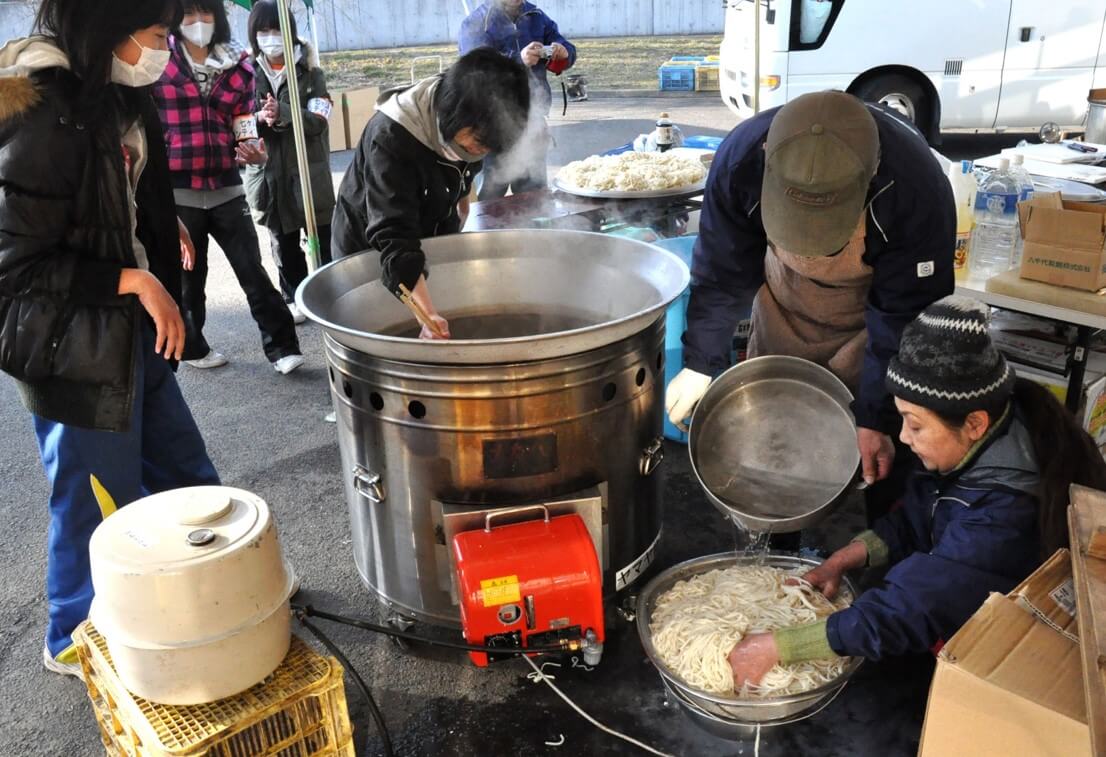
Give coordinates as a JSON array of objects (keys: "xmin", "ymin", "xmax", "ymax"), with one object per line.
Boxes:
[{"xmin": 659, "ymin": 64, "xmax": 696, "ymax": 92}]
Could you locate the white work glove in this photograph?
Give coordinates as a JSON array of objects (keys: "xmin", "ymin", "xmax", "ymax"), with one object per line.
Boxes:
[{"xmin": 665, "ymin": 368, "xmax": 712, "ymax": 431}]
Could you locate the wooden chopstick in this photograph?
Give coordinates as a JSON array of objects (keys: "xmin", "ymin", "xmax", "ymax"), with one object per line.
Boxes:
[{"xmin": 397, "ymin": 284, "xmax": 446, "ymax": 339}]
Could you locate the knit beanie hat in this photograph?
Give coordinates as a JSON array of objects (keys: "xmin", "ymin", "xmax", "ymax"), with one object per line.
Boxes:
[{"xmin": 886, "ymin": 295, "xmax": 1015, "ymax": 417}]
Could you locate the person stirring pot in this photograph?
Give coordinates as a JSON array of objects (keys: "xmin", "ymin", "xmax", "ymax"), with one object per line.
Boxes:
[{"xmin": 331, "ymin": 49, "xmax": 531, "ymax": 340}]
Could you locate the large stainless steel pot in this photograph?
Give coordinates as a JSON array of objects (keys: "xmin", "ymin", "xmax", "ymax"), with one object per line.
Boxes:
[
  {"xmin": 689, "ymin": 356, "xmax": 862, "ymax": 533},
  {"xmin": 298, "ymin": 230, "xmax": 689, "ymax": 626},
  {"xmin": 636, "ymin": 552, "xmax": 862, "ymax": 733}
]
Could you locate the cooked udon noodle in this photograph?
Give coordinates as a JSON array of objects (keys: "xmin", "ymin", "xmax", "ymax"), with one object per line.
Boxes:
[
  {"xmin": 557, "ymin": 151, "xmax": 706, "ymax": 192},
  {"xmin": 649, "ymin": 565, "xmax": 851, "ymax": 697}
]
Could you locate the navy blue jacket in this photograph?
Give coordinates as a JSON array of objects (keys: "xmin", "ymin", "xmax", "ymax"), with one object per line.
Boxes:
[
  {"xmin": 458, "ymin": 2, "xmax": 576, "ymax": 113},
  {"xmin": 685, "ymin": 104, "xmax": 955, "ymax": 433},
  {"xmin": 826, "ymin": 408, "xmax": 1042, "ymax": 660}
]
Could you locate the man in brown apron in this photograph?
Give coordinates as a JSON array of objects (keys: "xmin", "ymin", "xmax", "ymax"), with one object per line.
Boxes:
[{"xmin": 667, "ymin": 91, "xmax": 955, "ymax": 511}]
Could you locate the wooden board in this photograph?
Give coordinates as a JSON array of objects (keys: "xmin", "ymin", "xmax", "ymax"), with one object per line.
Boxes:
[{"xmin": 1069, "ymin": 485, "xmax": 1106, "ymax": 756}]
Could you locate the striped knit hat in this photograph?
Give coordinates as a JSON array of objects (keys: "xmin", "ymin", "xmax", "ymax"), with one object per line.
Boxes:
[{"xmin": 886, "ymin": 295, "xmax": 1015, "ymax": 416}]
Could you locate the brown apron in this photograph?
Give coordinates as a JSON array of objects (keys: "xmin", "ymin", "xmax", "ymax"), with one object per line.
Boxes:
[{"xmin": 747, "ymin": 217, "xmax": 872, "ymax": 391}]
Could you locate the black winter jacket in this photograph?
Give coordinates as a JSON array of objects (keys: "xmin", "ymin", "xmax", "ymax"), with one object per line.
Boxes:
[
  {"xmin": 0, "ymin": 68, "xmax": 182, "ymax": 432},
  {"xmin": 245, "ymin": 45, "xmax": 335, "ymax": 235},
  {"xmin": 330, "ymin": 110, "xmax": 478, "ymax": 294}
]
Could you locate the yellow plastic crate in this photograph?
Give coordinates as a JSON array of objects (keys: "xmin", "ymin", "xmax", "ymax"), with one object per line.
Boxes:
[
  {"xmin": 73, "ymin": 622, "xmax": 353, "ymax": 757},
  {"xmin": 696, "ymin": 64, "xmax": 721, "ymax": 92}
]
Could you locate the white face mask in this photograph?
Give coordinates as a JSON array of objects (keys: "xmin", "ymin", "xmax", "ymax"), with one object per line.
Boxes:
[
  {"xmin": 180, "ymin": 21, "xmax": 215, "ymax": 49},
  {"xmin": 111, "ymin": 35, "xmax": 171, "ymax": 87},
  {"xmin": 257, "ymin": 33, "xmax": 284, "ymax": 58}
]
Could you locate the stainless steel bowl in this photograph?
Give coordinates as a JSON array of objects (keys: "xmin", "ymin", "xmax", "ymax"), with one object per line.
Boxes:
[
  {"xmin": 688, "ymin": 356, "xmax": 862, "ymax": 533},
  {"xmin": 636, "ymin": 552, "xmax": 862, "ymax": 730},
  {"xmin": 296, "ymin": 229, "xmax": 690, "ymax": 364}
]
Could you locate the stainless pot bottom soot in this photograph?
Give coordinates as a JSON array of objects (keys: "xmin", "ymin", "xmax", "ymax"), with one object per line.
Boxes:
[
  {"xmin": 688, "ymin": 356, "xmax": 863, "ymax": 534},
  {"xmin": 297, "ymin": 230, "xmax": 690, "ymax": 626},
  {"xmin": 636, "ymin": 552, "xmax": 862, "ymax": 735}
]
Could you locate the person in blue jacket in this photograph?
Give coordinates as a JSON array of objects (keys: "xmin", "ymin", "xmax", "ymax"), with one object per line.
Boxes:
[
  {"xmin": 459, "ymin": 0, "xmax": 575, "ymax": 199},
  {"xmin": 665, "ymin": 91, "xmax": 955, "ymax": 508},
  {"xmin": 727, "ymin": 295, "xmax": 1106, "ymax": 684}
]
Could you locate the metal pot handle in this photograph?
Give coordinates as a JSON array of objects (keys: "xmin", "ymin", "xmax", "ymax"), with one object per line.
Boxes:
[
  {"xmin": 639, "ymin": 437, "xmax": 665, "ymax": 477},
  {"xmin": 352, "ymin": 465, "xmax": 386, "ymax": 504},
  {"xmin": 485, "ymin": 504, "xmax": 550, "ymax": 532}
]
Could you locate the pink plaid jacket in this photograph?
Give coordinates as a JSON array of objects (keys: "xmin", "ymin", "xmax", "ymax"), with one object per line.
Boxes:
[{"xmin": 153, "ymin": 39, "xmax": 255, "ymax": 191}]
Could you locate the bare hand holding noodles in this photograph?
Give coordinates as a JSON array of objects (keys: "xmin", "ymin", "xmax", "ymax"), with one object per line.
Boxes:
[{"xmin": 649, "ymin": 565, "xmax": 851, "ymax": 696}]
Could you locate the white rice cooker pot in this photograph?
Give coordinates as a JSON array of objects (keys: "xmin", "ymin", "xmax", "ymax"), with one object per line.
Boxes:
[{"xmin": 89, "ymin": 486, "xmax": 295, "ymax": 705}]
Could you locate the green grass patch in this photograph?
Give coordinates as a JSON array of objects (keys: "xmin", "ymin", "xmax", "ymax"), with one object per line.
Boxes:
[{"xmin": 321, "ymin": 34, "xmax": 723, "ymax": 92}]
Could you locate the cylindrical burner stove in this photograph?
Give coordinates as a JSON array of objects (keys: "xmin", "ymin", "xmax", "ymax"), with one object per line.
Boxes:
[{"xmin": 298, "ymin": 230, "xmax": 689, "ymax": 626}]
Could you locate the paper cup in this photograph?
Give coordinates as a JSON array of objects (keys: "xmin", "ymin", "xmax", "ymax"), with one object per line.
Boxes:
[{"xmin": 233, "ymin": 114, "xmax": 259, "ymax": 141}]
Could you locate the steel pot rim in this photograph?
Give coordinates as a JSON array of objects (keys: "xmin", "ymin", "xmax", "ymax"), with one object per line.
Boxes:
[
  {"xmin": 687, "ymin": 356, "xmax": 862, "ymax": 532},
  {"xmin": 296, "ymin": 229, "xmax": 690, "ymax": 365},
  {"xmin": 635, "ymin": 551, "xmax": 863, "ymax": 710}
]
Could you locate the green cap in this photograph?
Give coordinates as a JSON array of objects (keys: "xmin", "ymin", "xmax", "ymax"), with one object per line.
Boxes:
[{"xmin": 761, "ymin": 91, "xmax": 879, "ymax": 257}]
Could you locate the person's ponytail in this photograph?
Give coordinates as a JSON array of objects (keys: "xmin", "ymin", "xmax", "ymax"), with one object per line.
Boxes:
[{"xmin": 1015, "ymin": 378, "xmax": 1106, "ymax": 556}]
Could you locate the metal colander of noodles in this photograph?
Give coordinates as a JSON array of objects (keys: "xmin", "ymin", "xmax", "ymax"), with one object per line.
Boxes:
[{"xmin": 636, "ymin": 552, "xmax": 863, "ymax": 737}]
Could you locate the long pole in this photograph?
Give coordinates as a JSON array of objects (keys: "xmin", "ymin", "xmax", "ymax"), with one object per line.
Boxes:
[
  {"xmin": 277, "ymin": 0, "xmax": 321, "ymax": 270},
  {"xmin": 753, "ymin": 0, "xmax": 761, "ymax": 114}
]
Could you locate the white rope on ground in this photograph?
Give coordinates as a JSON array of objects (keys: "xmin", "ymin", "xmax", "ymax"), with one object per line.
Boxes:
[{"xmin": 523, "ymin": 655, "xmax": 675, "ymax": 757}]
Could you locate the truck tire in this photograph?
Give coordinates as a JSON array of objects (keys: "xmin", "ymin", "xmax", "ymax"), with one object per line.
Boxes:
[{"xmin": 855, "ymin": 74, "xmax": 932, "ymax": 136}]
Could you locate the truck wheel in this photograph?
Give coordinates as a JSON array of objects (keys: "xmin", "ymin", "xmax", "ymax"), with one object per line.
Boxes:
[{"xmin": 855, "ymin": 74, "xmax": 931, "ymax": 131}]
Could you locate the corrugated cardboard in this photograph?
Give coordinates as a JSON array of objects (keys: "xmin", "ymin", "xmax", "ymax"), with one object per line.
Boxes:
[
  {"xmin": 1011, "ymin": 548, "xmax": 1079, "ymax": 642},
  {"xmin": 1068, "ymin": 487, "xmax": 1106, "ymax": 755},
  {"xmin": 343, "ymin": 87, "xmax": 380, "ymax": 148},
  {"xmin": 918, "ymin": 551, "xmax": 1090, "ymax": 757},
  {"xmin": 328, "ymin": 92, "xmax": 348, "ymax": 152},
  {"xmin": 1018, "ymin": 192, "xmax": 1106, "ymax": 290}
]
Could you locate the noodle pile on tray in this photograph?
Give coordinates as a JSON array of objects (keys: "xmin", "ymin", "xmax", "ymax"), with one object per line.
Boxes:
[
  {"xmin": 649, "ymin": 565, "xmax": 851, "ymax": 697},
  {"xmin": 557, "ymin": 151, "xmax": 706, "ymax": 192}
]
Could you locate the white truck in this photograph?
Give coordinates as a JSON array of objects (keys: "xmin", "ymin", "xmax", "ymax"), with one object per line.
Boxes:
[{"xmin": 719, "ymin": 0, "xmax": 1106, "ymax": 142}]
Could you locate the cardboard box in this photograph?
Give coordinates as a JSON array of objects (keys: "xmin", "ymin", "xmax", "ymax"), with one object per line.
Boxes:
[
  {"xmin": 1068, "ymin": 487, "xmax": 1106, "ymax": 754},
  {"xmin": 327, "ymin": 92, "xmax": 348, "ymax": 152},
  {"xmin": 1018, "ymin": 192, "xmax": 1106, "ymax": 291},
  {"xmin": 918, "ymin": 550, "xmax": 1090, "ymax": 757},
  {"xmin": 1008, "ymin": 361, "xmax": 1106, "ymax": 445},
  {"xmin": 343, "ymin": 86, "xmax": 379, "ymax": 149}
]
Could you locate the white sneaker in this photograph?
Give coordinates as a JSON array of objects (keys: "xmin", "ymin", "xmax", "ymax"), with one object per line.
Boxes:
[
  {"xmin": 273, "ymin": 354, "xmax": 305, "ymax": 375},
  {"xmin": 43, "ymin": 644, "xmax": 82, "ymax": 678},
  {"xmin": 184, "ymin": 350, "xmax": 228, "ymax": 369},
  {"xmin": 288, "ymin": 303, "xmax": 306, "ymax": 325}
]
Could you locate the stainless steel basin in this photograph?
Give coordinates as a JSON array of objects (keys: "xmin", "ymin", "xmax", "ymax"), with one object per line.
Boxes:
[{"xmin": 296, "ymin": 229, "xmax": 690, "ymax": 364}]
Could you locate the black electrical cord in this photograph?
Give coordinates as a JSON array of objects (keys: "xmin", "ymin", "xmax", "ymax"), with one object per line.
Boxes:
[
  {"xmin": 294, "ymin": 604, "xmax": 572, "ymax": 655},
  {"xmin": 297, "ymin": 614, "xmax": 395, "ymax": 757}
]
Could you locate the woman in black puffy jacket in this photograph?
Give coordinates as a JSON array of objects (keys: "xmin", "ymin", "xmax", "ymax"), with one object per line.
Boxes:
[{"xmin": 0, "ymin": 0, "xmax": 218, "ymax": 676}]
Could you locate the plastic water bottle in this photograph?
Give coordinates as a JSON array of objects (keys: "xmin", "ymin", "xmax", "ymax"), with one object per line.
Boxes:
[
  {"xmin": 970, "ymin": 158, "xmax": 1020, "ymax": 279},
  {"xmin": 1007, "ymin": 155, "xmax": 1034, "ymax": 269},
  {"xmin": 1009, "ymin": 154, "xmax": 1035, "ymax": 201},
  {"xmin": 948, "ymin": 159, "xmax": 977, "ymax": 276}
]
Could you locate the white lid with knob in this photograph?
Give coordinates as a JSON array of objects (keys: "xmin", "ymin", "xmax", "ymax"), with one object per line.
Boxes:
[{"xmin": 89, "ymin": 486, "xmax": 293, "ymax": 649}]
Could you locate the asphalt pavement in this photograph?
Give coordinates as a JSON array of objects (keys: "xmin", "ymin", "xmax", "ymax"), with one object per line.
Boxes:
[{"xmin": 0, "ymin": 93, "xmax": 1021, "ymax": 756}]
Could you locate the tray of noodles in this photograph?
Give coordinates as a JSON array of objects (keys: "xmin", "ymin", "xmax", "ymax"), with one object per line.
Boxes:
[
  {"xmin": 636, "ymin": 552, "xmax": 862, "ymax": 732},
  {"xmin": 552, "ymin": 150, "xmax": 709, "ymax": 199}
]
